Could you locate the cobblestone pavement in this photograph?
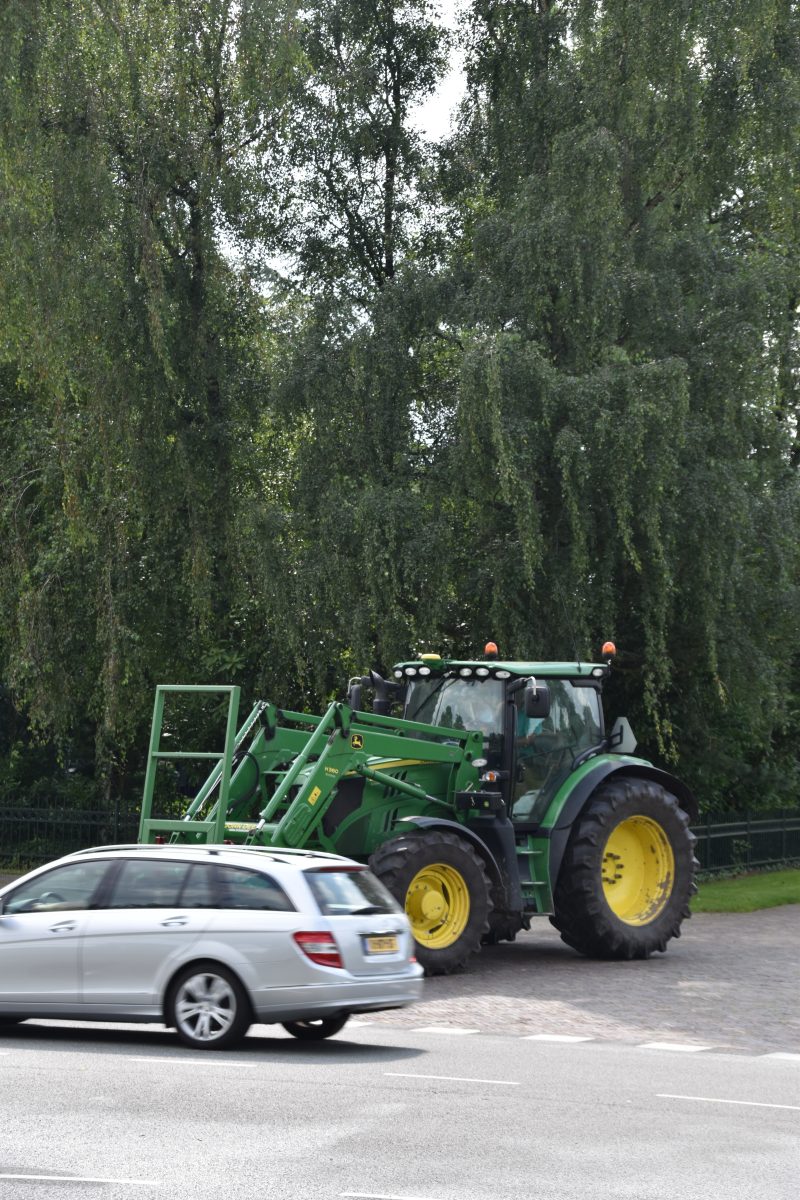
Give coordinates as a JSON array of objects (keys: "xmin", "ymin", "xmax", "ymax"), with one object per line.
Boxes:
[
  {"xmin": 1, "ymin": 869, "xmax": 797, "ymax": 1054},
  {"xmin": 365, "ymin": 907, "xmax": 800, "ymax": 1053}
]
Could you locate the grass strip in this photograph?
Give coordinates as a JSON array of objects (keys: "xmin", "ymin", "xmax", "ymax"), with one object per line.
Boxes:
[{"xmin": 691, "ymin": 868, "xmax": 800, "ymax": 913}]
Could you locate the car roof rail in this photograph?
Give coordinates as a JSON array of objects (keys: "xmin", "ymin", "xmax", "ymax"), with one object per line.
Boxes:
[{"xmin": 68, "ymin": 842, "xmax": 352, "ymax": 864}]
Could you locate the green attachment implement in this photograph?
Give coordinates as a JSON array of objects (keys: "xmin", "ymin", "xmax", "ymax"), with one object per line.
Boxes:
[{"xmin": 139, "ymin": 684, "xmax": 244, "ymax": 844}]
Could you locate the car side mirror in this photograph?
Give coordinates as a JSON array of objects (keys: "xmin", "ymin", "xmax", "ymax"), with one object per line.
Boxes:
[
  {"xmin": 524, "ymin": 678, "xmax": 551, "ymax": 719},
  {"xmin": 607, "ymin": 717, "xmax": 637, "ymax": 755}
]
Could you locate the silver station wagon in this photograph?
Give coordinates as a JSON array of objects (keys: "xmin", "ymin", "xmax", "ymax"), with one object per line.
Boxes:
[{"xmin": 0, "ymin": 845, "xmax": 423, "ymax": 1049}]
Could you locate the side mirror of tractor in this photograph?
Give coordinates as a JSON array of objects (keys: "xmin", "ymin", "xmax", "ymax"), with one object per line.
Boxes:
[
  {"xmin": 524, "ymin": 678, "xmax": 551, "ymax": 719},
  {"xmin": 607, "ymin": 717, "xmax": 637, "ymax": 755},
  {"xmin": 347, "ymin": 678, "xmax": 364, "ymax": 712}
]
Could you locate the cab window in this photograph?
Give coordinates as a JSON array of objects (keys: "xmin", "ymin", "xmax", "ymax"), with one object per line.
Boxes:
[
  {"xmin": 512, "ymin": 681, "xmax": 603, "ymax": 822},
  {"xmin": 405, "ymin": 678, "xmax": 504, "ymax": 736}
]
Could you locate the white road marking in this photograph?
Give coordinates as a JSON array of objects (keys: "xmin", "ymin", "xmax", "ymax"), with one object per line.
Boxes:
[
  {"xmin": 524, "ymin": 1033, "xmax": 593, "ymax": 1043},
  {"xmin": 640, "ymin": 1041, "xmax": 712, "ymax": 1052},
  {"xmin": 346, "ymin": 1020, "xmax": 374, "ymax": 1027},
  {"xmin": 385, "ymin": 1071, "xmax": 518, "ymax": 1086},
  {"xmin": 0, "ymin": 1173, "xmax": 159, "ymax": 1186},
  {"xmin": 340, "ymin": 1190, "xmax": 443, "ymax": 1200},
  {"xmin": 341, "ymin": 1193, "xmax": 442, "ymax": 1200},
  {"xmin": 131, "ymin": 1056, "xmax": 246, "ymax": 1066},
  {"xmin": 658, "ymin": 1093, "xmax": 800, "ymax": 1112},
  {"xmin": 412, "ymin": 1026, "xmax": 479, "ymax": 1035},
  {"xmin": 764, "ymin": 1052, "xmax": 800, "ymax": 1061}
]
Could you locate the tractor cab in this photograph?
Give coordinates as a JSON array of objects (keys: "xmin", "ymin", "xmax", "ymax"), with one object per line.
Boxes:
[{"xmin": 395, "ymin": 648, "xmax": 610, "ymax": 828}]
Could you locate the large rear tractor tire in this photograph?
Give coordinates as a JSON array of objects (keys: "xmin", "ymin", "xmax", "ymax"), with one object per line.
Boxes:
[
  {"xmin": 551, "ymin": 778, "xmax": 697, "ymax": 960},
  {"xmin": 369, "ymin": 830, "xmax": 492, "ymax": 975}
]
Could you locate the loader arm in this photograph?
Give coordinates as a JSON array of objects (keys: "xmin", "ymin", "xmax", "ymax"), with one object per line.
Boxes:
[{"xmin": 139, "ymin": 691, "xmax": 484, "ymax": 849}]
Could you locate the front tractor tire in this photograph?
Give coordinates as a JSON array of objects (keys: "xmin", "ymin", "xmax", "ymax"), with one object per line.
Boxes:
[
  {"xmin": 551, "ymin": 778, "xmax": 697, "ymax": 960},
  {"xmin": 369, "ymin": 830, "xmax": 492, "ymax": 976}
]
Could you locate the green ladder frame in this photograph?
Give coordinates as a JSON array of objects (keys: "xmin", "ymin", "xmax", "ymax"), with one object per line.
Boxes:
[{"xmin": 139, "ymin": 684, "xmax": 242, "ymax": 844}]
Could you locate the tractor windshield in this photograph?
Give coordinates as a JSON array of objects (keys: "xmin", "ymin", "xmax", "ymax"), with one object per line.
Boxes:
[{"xmin": 405, "ymin": 677, "xmax": 505, "ymax": 736}]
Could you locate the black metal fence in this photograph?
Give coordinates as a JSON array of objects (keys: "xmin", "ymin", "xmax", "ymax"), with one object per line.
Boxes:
[
  {"xmin": 0, "ymin": 807, "xmax": 140, "ymax": 868},
  {"xmin": 691, "ymin": 810, "xmax": 800, "ymax": 875},
  {"xmin": 1, "ymin": 804, "xmax": 800, "ymax": 874}
]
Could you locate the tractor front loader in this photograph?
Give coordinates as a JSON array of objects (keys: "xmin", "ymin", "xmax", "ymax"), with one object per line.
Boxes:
[{"xmin": 139, "ymin": 646, "xmax": 698, "ymax": 975}]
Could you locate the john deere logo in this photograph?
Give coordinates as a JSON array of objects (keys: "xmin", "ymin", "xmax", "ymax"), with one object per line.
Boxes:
[{"xmin": 351, "ymin": 733, "xmax": 364, "ymax": 750}]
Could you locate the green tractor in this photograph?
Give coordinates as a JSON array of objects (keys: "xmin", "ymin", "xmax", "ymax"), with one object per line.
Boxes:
[{"xmin": 139, "ymin": 643, "xmax": 698, "ymax": 974}]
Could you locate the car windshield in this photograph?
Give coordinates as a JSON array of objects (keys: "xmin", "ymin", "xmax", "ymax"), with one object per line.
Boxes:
[
  {"xmin": 305, "ymin": 868, "xmax": 402, "ymax": 916},
  {"xmin": 405, "ymin": 677, "xmax": 504, "ymax": 736}
]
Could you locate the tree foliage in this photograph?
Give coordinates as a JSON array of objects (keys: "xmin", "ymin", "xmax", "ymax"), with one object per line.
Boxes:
[{"xmin": 0, "ymin": 0, "xmax": 798, "ymax": 813}]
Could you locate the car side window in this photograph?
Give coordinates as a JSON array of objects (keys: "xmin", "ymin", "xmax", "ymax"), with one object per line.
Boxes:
[
  {"xmin": 106, "ymin": 859, "xmax": 191, "ymax": 909},
  {"xmin": 177, "ymin": 863, "xmax": 216, "ymax": 908},
  {"xmin": 4, "ymin": 861, "xmax": 111, "ymax": 914},
  {"xmin": 217, "ymin": 865, "xmax": 295, "ymax": 911}
]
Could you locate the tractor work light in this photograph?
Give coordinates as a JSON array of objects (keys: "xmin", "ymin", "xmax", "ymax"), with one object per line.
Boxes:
[
  {"xmin": 592, "ymin": 667, "xmax": 605, "ymax": 677},
  {"xmin": 404, "ymin": 667, "xmax": 418, "ymax": 677},
  {"xmin": 494, "ymin": 669, "xmax": 511, "ymax": 679},
  {"xmin": 475, "ymin": 667, "xmax": 490, "ymax": 677},
  {"xmin": 394, "ymin": 670, "xmax": 404, "ymax": 679},
  {"xmin": 459, "ymin": 667, "xmax": 473, "ymax": 677},
  {"xmin": 418, "ymin": 666, "xmax": 431, "ymax": 676}
]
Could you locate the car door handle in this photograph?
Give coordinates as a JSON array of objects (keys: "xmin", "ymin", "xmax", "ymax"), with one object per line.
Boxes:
[
  {"xmin": 160, "ymin": 917, "xmax": 188, "ymax": 927},
  {"xmin": 49, "ymin": 920, "xmax": 77, "ymax": 933}
]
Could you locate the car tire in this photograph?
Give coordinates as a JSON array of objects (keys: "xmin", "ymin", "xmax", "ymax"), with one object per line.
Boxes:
[
  {"xmin": 281, "ymin": 1016, "xmax": 350, "ymax": 1041},
  {"xmin": 167, "ymin": 962, "xmax": 252, "ymax": 1050},
  {"xmin": 370, "ymin": 830, "xmax": 492, "ymax": 975},
  {"xmin": 551, "ymin": 777, "xmax": 697, "ymax": 959}
]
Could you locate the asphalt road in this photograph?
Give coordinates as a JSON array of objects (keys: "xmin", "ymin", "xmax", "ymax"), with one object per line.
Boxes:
[
  {"xmin": 0, "ymin": 1021, "xmax": 797, "ymax": 1200},
  {"xmin": 1, "ymin": 903, "xmax": 798, "ymax": 1198}
]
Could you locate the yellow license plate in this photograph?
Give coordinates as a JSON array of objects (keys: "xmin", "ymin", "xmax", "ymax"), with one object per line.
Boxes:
[{"xmin": 365, "ymin": 935, "xmax": 398, "ymax": 955}]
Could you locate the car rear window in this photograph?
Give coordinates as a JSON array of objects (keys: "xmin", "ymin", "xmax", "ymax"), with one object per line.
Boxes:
[{"xmin": 304, "ymin": 868, "xmax": 401, "ymax": 916}]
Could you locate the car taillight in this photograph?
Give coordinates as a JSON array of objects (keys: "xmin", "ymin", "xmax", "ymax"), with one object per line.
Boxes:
[{"xmin": 293, "ymin": 931, "xmax": 343, "ymax": 969}]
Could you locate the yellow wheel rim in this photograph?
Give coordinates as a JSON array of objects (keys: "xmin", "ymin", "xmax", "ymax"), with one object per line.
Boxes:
[
  {"xmin": 405, "ymin": 863, "xmax": 470, "ymax": 949},
  {"xmin": 602, "ymin": 816, "xmax": 675, "ymax": 925}
]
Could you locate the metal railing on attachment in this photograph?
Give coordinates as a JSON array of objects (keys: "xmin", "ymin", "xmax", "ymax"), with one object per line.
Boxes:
[{"xmin": 139, "ymin": 685, "xmax": 242, "ymax": 844}]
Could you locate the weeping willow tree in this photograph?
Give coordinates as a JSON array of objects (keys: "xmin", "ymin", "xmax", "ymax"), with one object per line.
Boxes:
[
  {"xmin": 434, "ymin": 0, "xmax": 800, "ymax": 803},
  {"xmin": 232, "ymin": 0, "xmax": 454, "ymax": 699},
  {"xmin": 0, "ymin": 0, "xmax": 302, "ymax": 798},
  {"xmin": 0, "ymin": 0, "xmax": 797, "ymax": 814},
  {"xmin": 0, "ymin": 0, "xmax": 451, "ymax": 798}
]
